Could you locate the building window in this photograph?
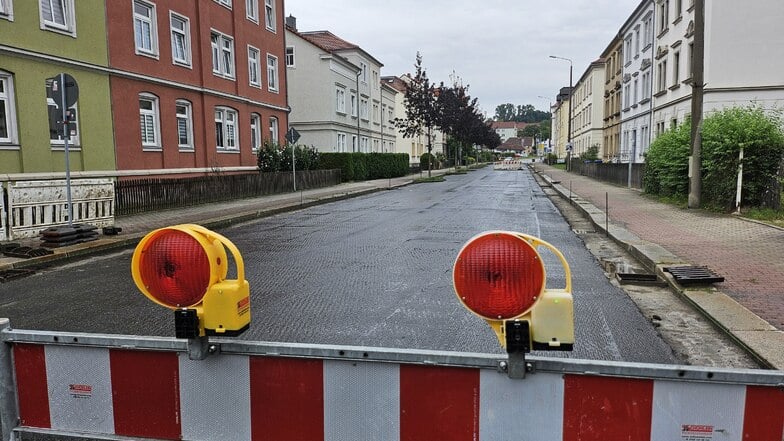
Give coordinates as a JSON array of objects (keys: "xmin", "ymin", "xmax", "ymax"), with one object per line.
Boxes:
[
  {"xmin": 0, "ymin": 0, "xmax": 14, "ymax": 21},
  {"xmin": 351, "ymin": 135, "xmax": 357, "ymax": 152},
  {"xmin": 633, "ymin": 79, "xmax": 638, "ymax": 103},
  {"xmin": 269, "ymin": 116, "xmax": 278, "ymax": 144},
  {"xmin": 170, "ymin": 13, "xmax": 190, "ymax": 66},
  {"xmin": 40, "ymin": 0, "xmax": 74, "ymax": 34},
  {"xmin": 139, "ymin": 94, "xmax": 160, "ymax": 148},
  {"xmin": 0, "ymin": 73, "xmax": 18, "ymax": 144},
  {"xmin": 133, "ymin": 1, "xmax": 157, "ymax": 56},
  {"xmin": 248, "ymin": 46, "xmax": 261, "ymax": 87},
  {"xmin": 642, "ymin": 71, "xmax": 651, "ymax": 100},
  {"xmin": 360, "ymin": 62, "xmax": 368, "ymax": 83},
  {"xmin": 285, "ymin": 46, "xmax": 295, "ymax": 67},
  {"xmin": 336, "ymin": 132, "xmax": 346, "ymax": 152},
  {"xmin": 215, "ymin": 107, "xmax": 238, "ymax": 151},
  {"xmin": 623, "ymin": 35, "xmax": 632, "ymax": 64},
  {"xmin": 250, "ymin": 113, "xmax": 261, "ymax": 151},
  {"xmin": 675, "ymin": 0, "xmax": 682, "ymax": 19},
  {"xmin": 350, "ymin": 93, "xmax": 357, "ymax": 117},
  {"xmin": 266, "ymin": 54, "xmax": 278, "ymax": 92},
  {"xmin": 687, "ymin": 42, "xmax": 694, "ymax": 79},
  {"xmin": 360, "ymin": 137, "xmax": 368, "ymax": 153},
  {"xmin": 176, "ymin": 100, "xmax": 193, "ymax": 150},
  {"xmin": 372, "ymin": 103, "xmax": 379, "ymax": 124},
  {"xmin": 623, "ymin": 84, "xmax": 630, "ymax": 108},
  {"xmin": 215, "ymin": 0, "xmax": 232, "ymax": 8},
  {"xmin": 634, "ymin": 28, "xmax": 640, "ymax": 55},
  {"xmin": 211, "ymin": 31, "xmax": 235, "ymax": 79},
  {"xmin": 673, "ymin": 51, "xmax": 680, "ymax": 84},
  {"xmin": 657, "ymin": 60, "xmax": 667, "ymax": 92},
  {"xmin": 246, "ymin": 0, "xmax": 258, "ymax": 22},
  {"xmin": 335, "ymin": 87, "xmax": 346, "ymax": 113},
  {"xmin": 360, "ymin": 97, "xmax": 368, "ymax": 120},
  {"xmin": 264, "ymin": 0, "xmax": 275, "ymax": 31},
  {"xmin": 659, "ymin": 0, "xmax": 669, "ymax": 33},
  {"xmin": 644, "ymin": 14, "xmax": 653, "ymax": 46}
]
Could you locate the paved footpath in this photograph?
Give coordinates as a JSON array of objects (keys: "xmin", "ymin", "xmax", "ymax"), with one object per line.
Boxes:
[{"xmin": 533, "ymin": 163, "xmax": 784, "ymax": 333}]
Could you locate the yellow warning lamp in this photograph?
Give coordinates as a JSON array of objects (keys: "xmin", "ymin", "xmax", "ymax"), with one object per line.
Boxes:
[
  {"xmin": 131, "ymin": 224, "xmax": 250, "ymax": 339},
  {"xmin": 453, "ymin": 231, "xmax": 574, "ymax": 353}
]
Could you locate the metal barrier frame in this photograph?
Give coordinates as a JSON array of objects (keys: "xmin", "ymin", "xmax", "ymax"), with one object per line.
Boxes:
[{"xmin": 0, "ymin": 321, "xmax": 782, "ymax": 440}]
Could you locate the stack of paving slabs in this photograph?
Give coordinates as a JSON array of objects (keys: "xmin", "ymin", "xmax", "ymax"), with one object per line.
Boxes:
[{"xmin": 40, "ymin": 224, "xmax": 99, "ymax": 248}]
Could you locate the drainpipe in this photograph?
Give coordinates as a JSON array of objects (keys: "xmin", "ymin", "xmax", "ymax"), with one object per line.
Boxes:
[{"xmin": 356, "ymin": 69, "xmax": 361, "ymax": 152}]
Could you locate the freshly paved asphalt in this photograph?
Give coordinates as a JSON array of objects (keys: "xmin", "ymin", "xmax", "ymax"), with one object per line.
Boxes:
[{"xmin": 1, "ymin": 163, "xmax": 782, "ymax": 368}]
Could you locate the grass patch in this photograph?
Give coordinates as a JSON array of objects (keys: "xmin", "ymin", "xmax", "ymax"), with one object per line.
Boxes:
[
  {"xmin": 551, "ymin": 163, "xmax": 566, "ymax": 170},
  {"xmin": 413, "ymin": 176, "xmax": 445, "ymax": 183},
  {"xmin": 446, "ymin": 170, "xmax": 468, "ymax": 176},
  {"xmin": 742, "ymin": 192, "xmax": 784, "ymax": 227}
]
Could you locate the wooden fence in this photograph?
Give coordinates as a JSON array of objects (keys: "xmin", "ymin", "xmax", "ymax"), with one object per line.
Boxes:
[
  {"xmin": 569, "ymin": 160, "xmax": 645, "ymax": 189},
  {"xmin": 115, "ymin": 170, "xmax": 341, "ymax": 216}
]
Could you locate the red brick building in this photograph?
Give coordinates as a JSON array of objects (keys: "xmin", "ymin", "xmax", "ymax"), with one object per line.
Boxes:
[{"xmin": 107, "ymin": 0, "xmax": 288, "ymax": 175}]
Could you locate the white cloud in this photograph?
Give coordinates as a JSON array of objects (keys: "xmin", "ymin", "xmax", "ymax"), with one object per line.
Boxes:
[{"xmin": 286, "ymin": 0, "xmax": 641, "ymax": 116}]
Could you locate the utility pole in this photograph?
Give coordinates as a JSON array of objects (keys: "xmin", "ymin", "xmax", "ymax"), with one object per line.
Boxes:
[{"xmin": 688, "ymin": 0, "xmax": 705, "ymax": 208}]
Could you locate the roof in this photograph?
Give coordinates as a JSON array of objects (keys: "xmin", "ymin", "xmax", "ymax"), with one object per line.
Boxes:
[
  {"xmin": 382, "ymin": 75, "xmax": 408, "ymax": 93},
  {"xmin": 491, "ymin": 121, "xmax": 533, "ymax": 130},
  {"xmin": 298, "ymin": 31, "xmax": 358, "ymax": 52},
  {"xmin": 293, "ymin": 30, "xmax": 384, "ymax": 67},
  {"xmin": 499, "ymin": 137, "xmax": 534, "ymax": 151}
]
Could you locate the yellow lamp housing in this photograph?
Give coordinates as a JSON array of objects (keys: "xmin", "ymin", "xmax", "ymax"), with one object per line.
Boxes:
[
  {"xmin": 453, "ymin": 231, "xmax": 574, "ymax": 352},
  {"xmin": 131, "ymin": 224, "xmax": 251, "ymax": 338}
]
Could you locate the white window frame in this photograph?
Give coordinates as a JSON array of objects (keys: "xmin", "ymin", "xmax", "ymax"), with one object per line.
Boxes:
[
  {"xmin": 360, "ymin": 136, "xmax": 368, "ymax": 153},
  {"xmin": 175, "ymin": 100, "xmax": 194, "ymax": 151},
  {"xmin": 211, "ymin": 30, "xmax": 235, "ymax": 79},
  {"xmin": 623, "ymin": 35, "xmax": 632, "ymax": 64},
  {"xmin": 336, "ymin": 87, "xmax": 346, "ymax": 114},
  {"xmin": 642, "ymin": 71, "xmax": 651, "ymax": 100},
  {"xmin": 360, "ymin": 97, "xmax": 369, "ymax": 120},
  {"xmin": 266, "ymin": 54, "xmax": 279, "ymax": 92},
  {"xmin": 350, "ymin": 92, "xmax": 357, "ymax": 117},
  {"xmin": 246, "ymin": 0, "xmax": 258, "ymax": 23},
  {"xmin": 269, "ymin": 116, "xmax": 279, "ymax": 144},
  {"xmin": 170, "ymin": 12, "xmax": 191, "ymax": 67},
  {"xmin": 0, "ymin": 0, "xmax": 14, "ymax": 21},
  {"xmin": 337, "ymin": 132, "xmax": 346, "ymax": 152},
  {"xmin": 39, "ymin": 0, "xmax": 75, "ymax": 35},
  {"xmin": 285, "ymin": 46, "xmax": 295, "ymax": 68},
  {"xmin": 351, "ymin": 135, "xmax": 357, "ymax": 152},
  {"xmin": 139, "ymin": 94, "xmax": 160, "ymax": 149},
  {"xmin": 248, "ymin": 45, "xmax": 261, "ymax": 87},
  {"xmin": 215, "ymin": 0, "xmax": 232, "ymax": 9},
  {"xmin": 0, "ymin": 72, "xmax": 18, "ymax": 145},
  {"xmin": 673, "ymin": 51, "xmax": 680, "ymax": 84},
  {"xmin": 264, "ymin": 0, "xmax": 275, "ymax": 32},
  {"xmin": 360, "ymin": 62, "xmax": 368, "ymax": 83},
  {"xmin": 215, "ymin": 107, "xmax": 239, "ymax": 151},
  {"xmin": 133, "ymin": 0, "xmax": 158, "ymax": 57},
  {"xmin": 250, "ymin": 113, "xmax": 261, "ymax": 152},
  {"xmin": 372, "ymin": 102, "xmax": 379, "ymax": 125}
]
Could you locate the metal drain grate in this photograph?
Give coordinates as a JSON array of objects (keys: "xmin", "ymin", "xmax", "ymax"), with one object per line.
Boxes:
[
  {"xmin": 663, "ymin": 266, "xmax": 724, "ymax": 286},
  {"xmin": 0, "ymin": 269, "xmax": 35, "ymax": 283}
]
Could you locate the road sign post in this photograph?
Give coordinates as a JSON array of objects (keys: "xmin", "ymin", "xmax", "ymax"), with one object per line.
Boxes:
[
  {"xmin": 47, "ymin": 73, "xmax": 79, "ymax": 226},
  {"xmin": 286, "ymin": 128, "xmax": 301, "ymax": 192}
]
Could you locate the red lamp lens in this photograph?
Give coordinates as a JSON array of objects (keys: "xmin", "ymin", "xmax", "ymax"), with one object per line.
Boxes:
[
  {"xmin": 139, "ymin": 230, "xmax": 211, "ymax": 307},
  {"xmin": 454, "ymin": 233, "xmax": 545, "ymax": 319}
]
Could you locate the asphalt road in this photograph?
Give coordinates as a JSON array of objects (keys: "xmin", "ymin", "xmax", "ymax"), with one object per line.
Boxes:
[{"xmin": 0, "ymin": 167, "xmax": 677, "ymax": 364}]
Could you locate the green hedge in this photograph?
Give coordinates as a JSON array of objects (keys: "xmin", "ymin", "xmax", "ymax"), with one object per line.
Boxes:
[
  {"xmin": 317, "ymin": 152, "xmax": 410, "ymax": 181},
  {"xmin": 644, "ymin": 106, "xmax": 784, "ymax": 210}
]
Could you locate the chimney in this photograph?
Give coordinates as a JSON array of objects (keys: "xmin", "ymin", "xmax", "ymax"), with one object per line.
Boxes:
[{"xmin": 286, "ymin": 15, "xmax": 297, "ymax": 31}]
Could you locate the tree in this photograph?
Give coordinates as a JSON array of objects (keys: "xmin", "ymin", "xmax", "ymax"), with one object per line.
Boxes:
[
  {"xmin": 494, "ymin": 103, "xmax": 551, "ymax": 122},
  {"xmin": 395, "ymin": 53, "xmax": 439, "ymax": 176},
  {"xmin": 494, "ymin": 103, "xmax": 516, "ymax": 122},
  {"xmin": 438, "ymin": 80, "xmax": 500, "ymax": 166}
]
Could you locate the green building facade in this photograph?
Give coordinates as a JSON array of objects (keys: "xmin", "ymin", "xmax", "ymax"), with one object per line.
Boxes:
[{"xmin": 0, "ymin": 0, "xmax": 115, "ymax": 175}]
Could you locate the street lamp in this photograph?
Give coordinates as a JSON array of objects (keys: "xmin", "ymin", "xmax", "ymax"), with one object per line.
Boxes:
[
  {"xmin": 549, "ymin": 55, "xmax": 573, "ymax": 170},
  {"xmin": 537, "ymin": 95, "xmax": 553, "ymax": 159}
]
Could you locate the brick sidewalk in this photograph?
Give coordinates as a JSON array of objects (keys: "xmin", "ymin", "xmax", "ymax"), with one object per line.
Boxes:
[{"xmin": 534, "ymin": 164, "xmax": 784, "ymax": 331}]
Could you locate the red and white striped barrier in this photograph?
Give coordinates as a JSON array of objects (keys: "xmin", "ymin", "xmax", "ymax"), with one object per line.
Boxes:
[{"xmin": 13, "ymin": 343, "xmax": 784, "ymax": 441}]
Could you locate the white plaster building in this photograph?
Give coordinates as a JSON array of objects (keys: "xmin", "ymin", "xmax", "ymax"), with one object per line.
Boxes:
[
  {"xmin": 382, "ymin": 75, "xmax": 445, "ymax": 165},
  {"xmin": 285, "ymin": 18, "xmax": 395, "ymax": 153},
  {"xmin": 571, "ymin": 59, "xmax": 606, "ymax": 157},
  {"xmin": 620, "ymin": 0, "xmax": 656, "ymax": 164},
  {"xmin": 651, "ymin": 0, "xmax": 784, "ymax": 138}
]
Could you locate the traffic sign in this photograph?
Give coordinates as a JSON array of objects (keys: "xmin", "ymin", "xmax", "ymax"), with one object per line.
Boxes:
[
  {"xmin": 46, "ymin": 73, "xmax": 79, "ymax": 110},
  {"xmin": 286, "ymin": 127, "xmax": 301, "ymax": 144}
]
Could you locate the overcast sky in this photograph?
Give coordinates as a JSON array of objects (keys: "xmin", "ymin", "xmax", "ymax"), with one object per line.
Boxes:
[{"xmin": 285, "ymin": 0, "xmax": 640, "ymax": 118}]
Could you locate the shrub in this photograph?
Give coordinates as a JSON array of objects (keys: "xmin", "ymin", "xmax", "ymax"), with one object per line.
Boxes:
[
  {"xmin": 420, "ymin": 153, "xmax": 434, "ymax": 170},
  {"xmin": 317, "ymin": 152, "xmax": 410, "ymax": 181},
  {"xmin": 257, "ymin": 142, "xmax": 320, "ymax": 173},
  {"xmin": 643, "ymin": 121, "xmax": 691, "ymax": 196}
]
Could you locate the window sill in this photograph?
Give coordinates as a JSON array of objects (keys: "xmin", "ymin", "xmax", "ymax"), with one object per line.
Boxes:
[
  {"xmin": 216, "ymin": 148, "xmax": 240, "ymax": 154},
  {"xmin": 135, "ymin": 49, "xmax": 160, "ymax": 60},
  {"xmin": 268, "ymin": 88, "xmax": 279, "ymax": 94},
  {"xmin": 178, "ymin": 147, "xmax": 195, "ymax": 153},
  {"xmin": 631, "ymin": 104, "xmax": 639, "ymax": 109},
  {"xmin": 213, "ymin": 72, "xmax": 236, "ymax": 81},
  {"xmin": 42, "ymin": 24, "xmax": 77, "ymax": 38},
  {"xmin": 669, "ymin": 84, "xmax": 681, "ymax": 91},
  {"xmin": 624, "ymin": 61, "xmax": 632, "ymax": 68},
  {"xmin": 673, "ymin": 16, "xmax": 683, "ymax": 26},
  {"xmin": 142, "ymin": 147, "xmax": 162, "ymax": 152},
  {"xmin": 657, "ymin": 28, "xmax": 669, "ymax": 39},
  {"xmin": 639, "ymin": 98, "xmax": 651, "ymax": 105},
  {"xmin": 173, "ymin": 60, "xmax": 193, "ymax": 69},
  {"xmin": 0, "ymin": 144, "xmax": 21, "ymax": 150},
  {"xmin": 654, "ymin": 90, "xmax": 667, "ymax": 98},
  {"xmin": 623, "ymin": 107, "xmax": 631, "ymax": 112},
  {"xmin": 643, "ymin": 43, "xmax": 652, "ymax": 52}
]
